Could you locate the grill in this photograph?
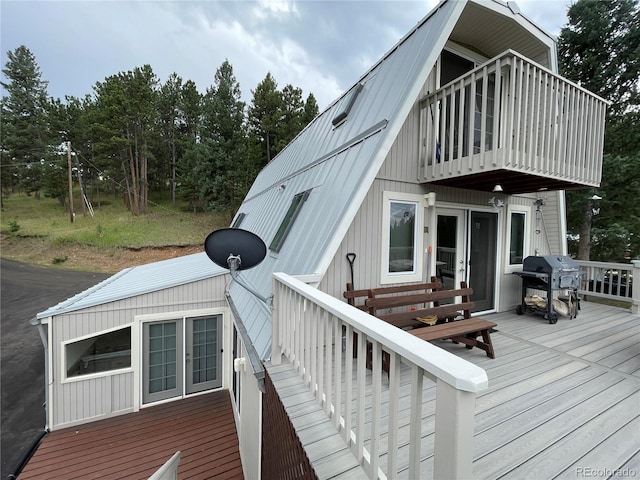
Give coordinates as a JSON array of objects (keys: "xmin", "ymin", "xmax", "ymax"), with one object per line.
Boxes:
[{"xmin": 513, "ymin": 255, "xmax": 580, "ymax": 324}]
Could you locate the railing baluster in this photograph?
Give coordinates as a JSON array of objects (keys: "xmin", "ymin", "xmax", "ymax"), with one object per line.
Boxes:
[
  {"xmin": 387, "ymin": 351, "xmax": 401, "ymax": 478},
  {"xmin": 333, "ymin": 316, "xmax": 342, "ymax": 429},
  {"xmin": 408, "ymin": 364, "xmax": 424, "ymax": 480},
  {"xmin": 370, "ymin": 340, "xmax": 382, "ymax": 478},
  {"xmin": 317, "ymin": 308, "xmax": 325, "ymax": 404},
  {"xmin": 344, "ymin": 324, "xmax": 354, "ymax": 445},
  {"xmin": 491, "ymin": 58, "xmax": 501, "ymax": 166},
  {"xmin": 356, "ymin": 331, "xmax": 367, "ymax": 464},
  {"xmin": 324, "ymin": 309, "xmax": 333, "ymax": 415}
]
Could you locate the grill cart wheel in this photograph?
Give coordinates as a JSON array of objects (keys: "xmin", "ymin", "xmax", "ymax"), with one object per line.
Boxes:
[
  {"xmin": 516, "ymin": 304, "xmax": 525, "ymax": 315},
  {"xmin": 547, "ymin": 312, "xmax": 558, "ymax": 324}
]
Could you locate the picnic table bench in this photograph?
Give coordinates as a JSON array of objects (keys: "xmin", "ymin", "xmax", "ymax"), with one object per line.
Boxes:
[{"xmin": 344, "ymin": 280, "xmax": 496, "ymax": 362}]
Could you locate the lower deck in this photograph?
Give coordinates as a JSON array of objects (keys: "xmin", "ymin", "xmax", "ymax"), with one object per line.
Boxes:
[{"xmin": 19, "ymin": 390, "xmax": 243, "ymax": 480}]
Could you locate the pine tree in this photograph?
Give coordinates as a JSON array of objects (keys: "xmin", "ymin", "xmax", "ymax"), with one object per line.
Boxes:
[
  {"xmin": 248, "ymin": 73, "xmax": 283, "ymax": 165},
  {"xmin": 199, "ymin": 60, "xmax": 247, "ymax": 213},
  {"xmin": 1, "ymin": 45, "xmax": 51, "ymax": 203},
  {"xmin": 559, "ymin": 0, "xmax": 640, "ymax": 260}
]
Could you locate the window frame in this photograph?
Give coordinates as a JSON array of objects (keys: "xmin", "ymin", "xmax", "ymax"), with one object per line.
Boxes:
[
  {"xmin": 505, "ymin": 204, "xmax": 531, "ymax": 272},
  {"xmin": 62, "ymin": 324, "xmax": 133, "ymax": 383},
  {"xmin": 380, "ymin": 191, "xmax": 425, "ymax": 284},
  {"xmin": 269, "ymin": 189, "xmax": 311, "ymax": 253}
]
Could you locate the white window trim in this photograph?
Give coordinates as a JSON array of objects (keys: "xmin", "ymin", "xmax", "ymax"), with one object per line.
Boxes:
[
  {"xmin": 61, "ymin": 323, "xmax": 134, "ymax": 383},
  {"xmin": 381, "ymin": 191, "xmax": 425, "ymax": 284},
  {"xmin": 505, "ymin": 204, "xmax": 532, "ymax": 273},
  {"xmin": 134, "ymin": 307, "xmax": 231, "ymax": 410}
]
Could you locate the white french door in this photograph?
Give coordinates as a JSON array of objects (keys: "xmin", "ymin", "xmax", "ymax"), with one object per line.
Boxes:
[{"xmin": 142, "ymin": 315, "xmax": 222, "ymax": 405}]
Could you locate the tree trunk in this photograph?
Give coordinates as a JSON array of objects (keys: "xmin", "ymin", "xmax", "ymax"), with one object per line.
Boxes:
[
  {"xmin": 171, "ymin": 136, "xmax": 176, "ymax": 207},
  {"xmin": 577, "ymin": 202, "xmax": 593, "ymax": 260},
  {"xmin": 128, "ymin": 145, "xmax": 139, "ymax": 216}
]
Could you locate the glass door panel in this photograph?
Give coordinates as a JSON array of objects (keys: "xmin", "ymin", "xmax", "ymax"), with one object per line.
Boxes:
[
  {"xmin": 143, "ymin": 320, "xmax": 183, "ymax": 404},
  {"xmin": 436, "ymin": 209, "xmax": 466, "ymax": 293},
  {"xmin": 186, "ymin": 315, "xmax": 222, "ymax": 394},
  {"xmin": 469, "ymin": 211, "xmax": 498, "ymax": 312}
]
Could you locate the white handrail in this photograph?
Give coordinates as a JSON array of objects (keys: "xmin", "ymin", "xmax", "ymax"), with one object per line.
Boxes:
[{"xmin": 271, "ymin": 272, "xmax": 488, "ymax": 479}]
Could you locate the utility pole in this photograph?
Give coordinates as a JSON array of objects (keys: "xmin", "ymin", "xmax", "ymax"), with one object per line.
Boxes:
[{"xmin": 67, "ymin": 141, "xmax": 74, "ymax": 223}]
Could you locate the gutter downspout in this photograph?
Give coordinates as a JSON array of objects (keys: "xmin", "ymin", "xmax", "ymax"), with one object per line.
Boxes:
[{"xmin": 29, "ymin": 316, "xmax": 49, "ymax": 432}]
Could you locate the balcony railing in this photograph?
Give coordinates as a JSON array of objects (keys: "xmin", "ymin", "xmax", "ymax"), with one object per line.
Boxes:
[
  {"xmin": 271, "ymin": 272, "xmax": 488, "ymax": 479},
  {"xmin": 419, "ymin": 50, "xmax": 608, "ymax": 189},
  {"xmin": 576, "ymin": 260, "xmax": 640, "ymax": 314}
]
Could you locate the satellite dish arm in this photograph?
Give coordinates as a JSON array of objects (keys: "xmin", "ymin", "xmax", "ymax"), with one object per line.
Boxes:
[{"xmin": 227, "ymin": 255, "xmax": 273, "ymax": 309}]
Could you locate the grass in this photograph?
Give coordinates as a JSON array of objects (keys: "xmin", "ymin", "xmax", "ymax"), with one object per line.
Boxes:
[
  {"xmin": 1, "ymin": 191, "xmax": 230, "ymax": 248},
  {"xmin": 0, "ymin": 191, "xmax": 232, "ymax": 272}
]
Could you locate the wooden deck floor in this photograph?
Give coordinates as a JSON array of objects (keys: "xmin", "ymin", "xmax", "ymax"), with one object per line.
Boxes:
[
  {"xmin": 268, "ymin": 301, "xmax": 640, "ymax": 479},
  {"xmin": 19, "ymin": 390, "xmax": 243, "ymax": 480}
]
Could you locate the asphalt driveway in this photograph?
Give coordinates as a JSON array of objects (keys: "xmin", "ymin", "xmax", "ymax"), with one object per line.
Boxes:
[{"xmin": 1, "ymin": 259, "xmax": 109, "ymax": 478}]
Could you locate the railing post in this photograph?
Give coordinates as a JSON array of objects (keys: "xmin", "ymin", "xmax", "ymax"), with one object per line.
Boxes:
[
  {"xmin": 631, "ymin": 260, "xmax": 640, "ymax": 315},
  {"xmin": 433, "ymin": 380, "xmax": 477, "ymax": 480}
]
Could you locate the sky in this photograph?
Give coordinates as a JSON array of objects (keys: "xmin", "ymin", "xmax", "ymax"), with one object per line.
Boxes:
[{"xmin": 1, "ymin": 0, "xmax": 571, "ymax": 111}]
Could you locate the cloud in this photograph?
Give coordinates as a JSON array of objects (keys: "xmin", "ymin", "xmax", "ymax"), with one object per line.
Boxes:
[{"xmin": 1, "ymin": 0, "xmax": 566, "ymax": 112}]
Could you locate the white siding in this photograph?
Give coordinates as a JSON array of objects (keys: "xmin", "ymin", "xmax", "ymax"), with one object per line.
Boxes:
[{"xmin": 49, "ymin": 275, "xmax": 229, "ymax": 430}]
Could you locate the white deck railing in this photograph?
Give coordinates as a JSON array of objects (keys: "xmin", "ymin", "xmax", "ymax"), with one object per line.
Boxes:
[
  {"xmin": 576, "ymin": 260, "xmax": 639, "ymax": 314},
  {"xmin": 271, "ymin": 272, "xmax": 488, "ymax": 480},
  {"xmin": 420, "ymin": 50, "xmax": 608, "ymax": 186}
]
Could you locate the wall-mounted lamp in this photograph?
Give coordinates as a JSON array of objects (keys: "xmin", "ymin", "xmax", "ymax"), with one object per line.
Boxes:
[
  {"xmin": 590, "ymin": 194, "xmax": 601, "ymax": 215},
  {"xmin": 488, "ymin": 196, "xmax": 505, "ymax": 209},
  {"xmin": 233, "ymin": 357, "xmax": 246, "ymax": 373},
  {"xmin": 424, "ymin": 192, "xmax": 436, "ymax": 207},
  {"xmin": 533, "ymin": 197, "xmax": 546, "ymax": 211}
]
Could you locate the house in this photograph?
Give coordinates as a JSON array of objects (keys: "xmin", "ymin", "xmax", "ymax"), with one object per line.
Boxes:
[{"xmin": 26, "ymin": 0, "xmax": 610, "ymax": 478}]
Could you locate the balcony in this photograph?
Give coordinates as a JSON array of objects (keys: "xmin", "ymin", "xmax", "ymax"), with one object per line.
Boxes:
[{"xmin": 419, "ymin": 50, "xmax": 608, "ymax": 194}]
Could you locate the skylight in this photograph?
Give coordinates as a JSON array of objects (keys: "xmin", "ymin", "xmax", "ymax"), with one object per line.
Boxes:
[
  {"xmin": 269, "ymin": 189, "xmax": 311, "ymax": 252},
  {"xmin": 332, "ymin": 83, "xmax": 363, "ymax": 127},
  {"xmin": 231, "ymin": 212, "xmax": 246, "ymax": 228}
]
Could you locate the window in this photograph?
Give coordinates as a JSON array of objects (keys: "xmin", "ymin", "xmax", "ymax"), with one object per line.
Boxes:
[
  {"xmin": 506, "ymin": 205, "xmax": 530, "ymax": 270},
  {"xmin": 381, "ymin": 192, "xmax": 424, "ymax": 284},
  {"xmin": 269, "ymin": 189, "xmax": 311, "ymax": 252},
  {"xmin": 65, "ymin": 327, "xmax": 131, "ymax": 378},
  {"xmin": 231, "ymin": 213, "xmax": 246, "ymax": 228},
  {"xmin": 332, "ymin": 83, "xmax": 363, "ymax": 126}
]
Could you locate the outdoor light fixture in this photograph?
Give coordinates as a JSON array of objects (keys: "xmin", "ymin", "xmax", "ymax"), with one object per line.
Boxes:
[
  {"xmin": 493, "ymin": 184, "xmax": 503, "ymax": 193},
  {"xmin": 424, "ymin": 192, "xmax": 436, "ymax": 207}
]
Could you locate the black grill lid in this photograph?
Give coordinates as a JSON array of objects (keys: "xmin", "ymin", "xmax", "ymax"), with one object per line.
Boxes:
[{"xmin": 523, "ymin": 255, "xmax": 579, "ymax": 273}]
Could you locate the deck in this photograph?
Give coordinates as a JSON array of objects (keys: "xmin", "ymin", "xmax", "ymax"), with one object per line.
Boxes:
[
  {"xmin": 268, "ymin": 301, "xmax": 640, "ymax": 479},
  {"xmin": 19, "ymin": 390, "xmax": 243, "ymax": 480}
]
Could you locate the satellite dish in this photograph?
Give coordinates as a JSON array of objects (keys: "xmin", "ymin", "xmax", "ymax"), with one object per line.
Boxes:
[{"xmin": 204, "ymin": 228, "xmax": 267, "ymax": 271}]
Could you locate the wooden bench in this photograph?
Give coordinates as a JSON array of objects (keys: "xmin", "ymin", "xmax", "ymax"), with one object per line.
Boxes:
[
  {"xmin": 408, "ymin": 317, "xmax": 496, "ymax": 359},
  {"xmin": 366, "ymin": 282, "xmax": 467, "ymax": 328},
  {"xmin": 343, "ymin": 281, "xmax": 496, "ymax": 366}
]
